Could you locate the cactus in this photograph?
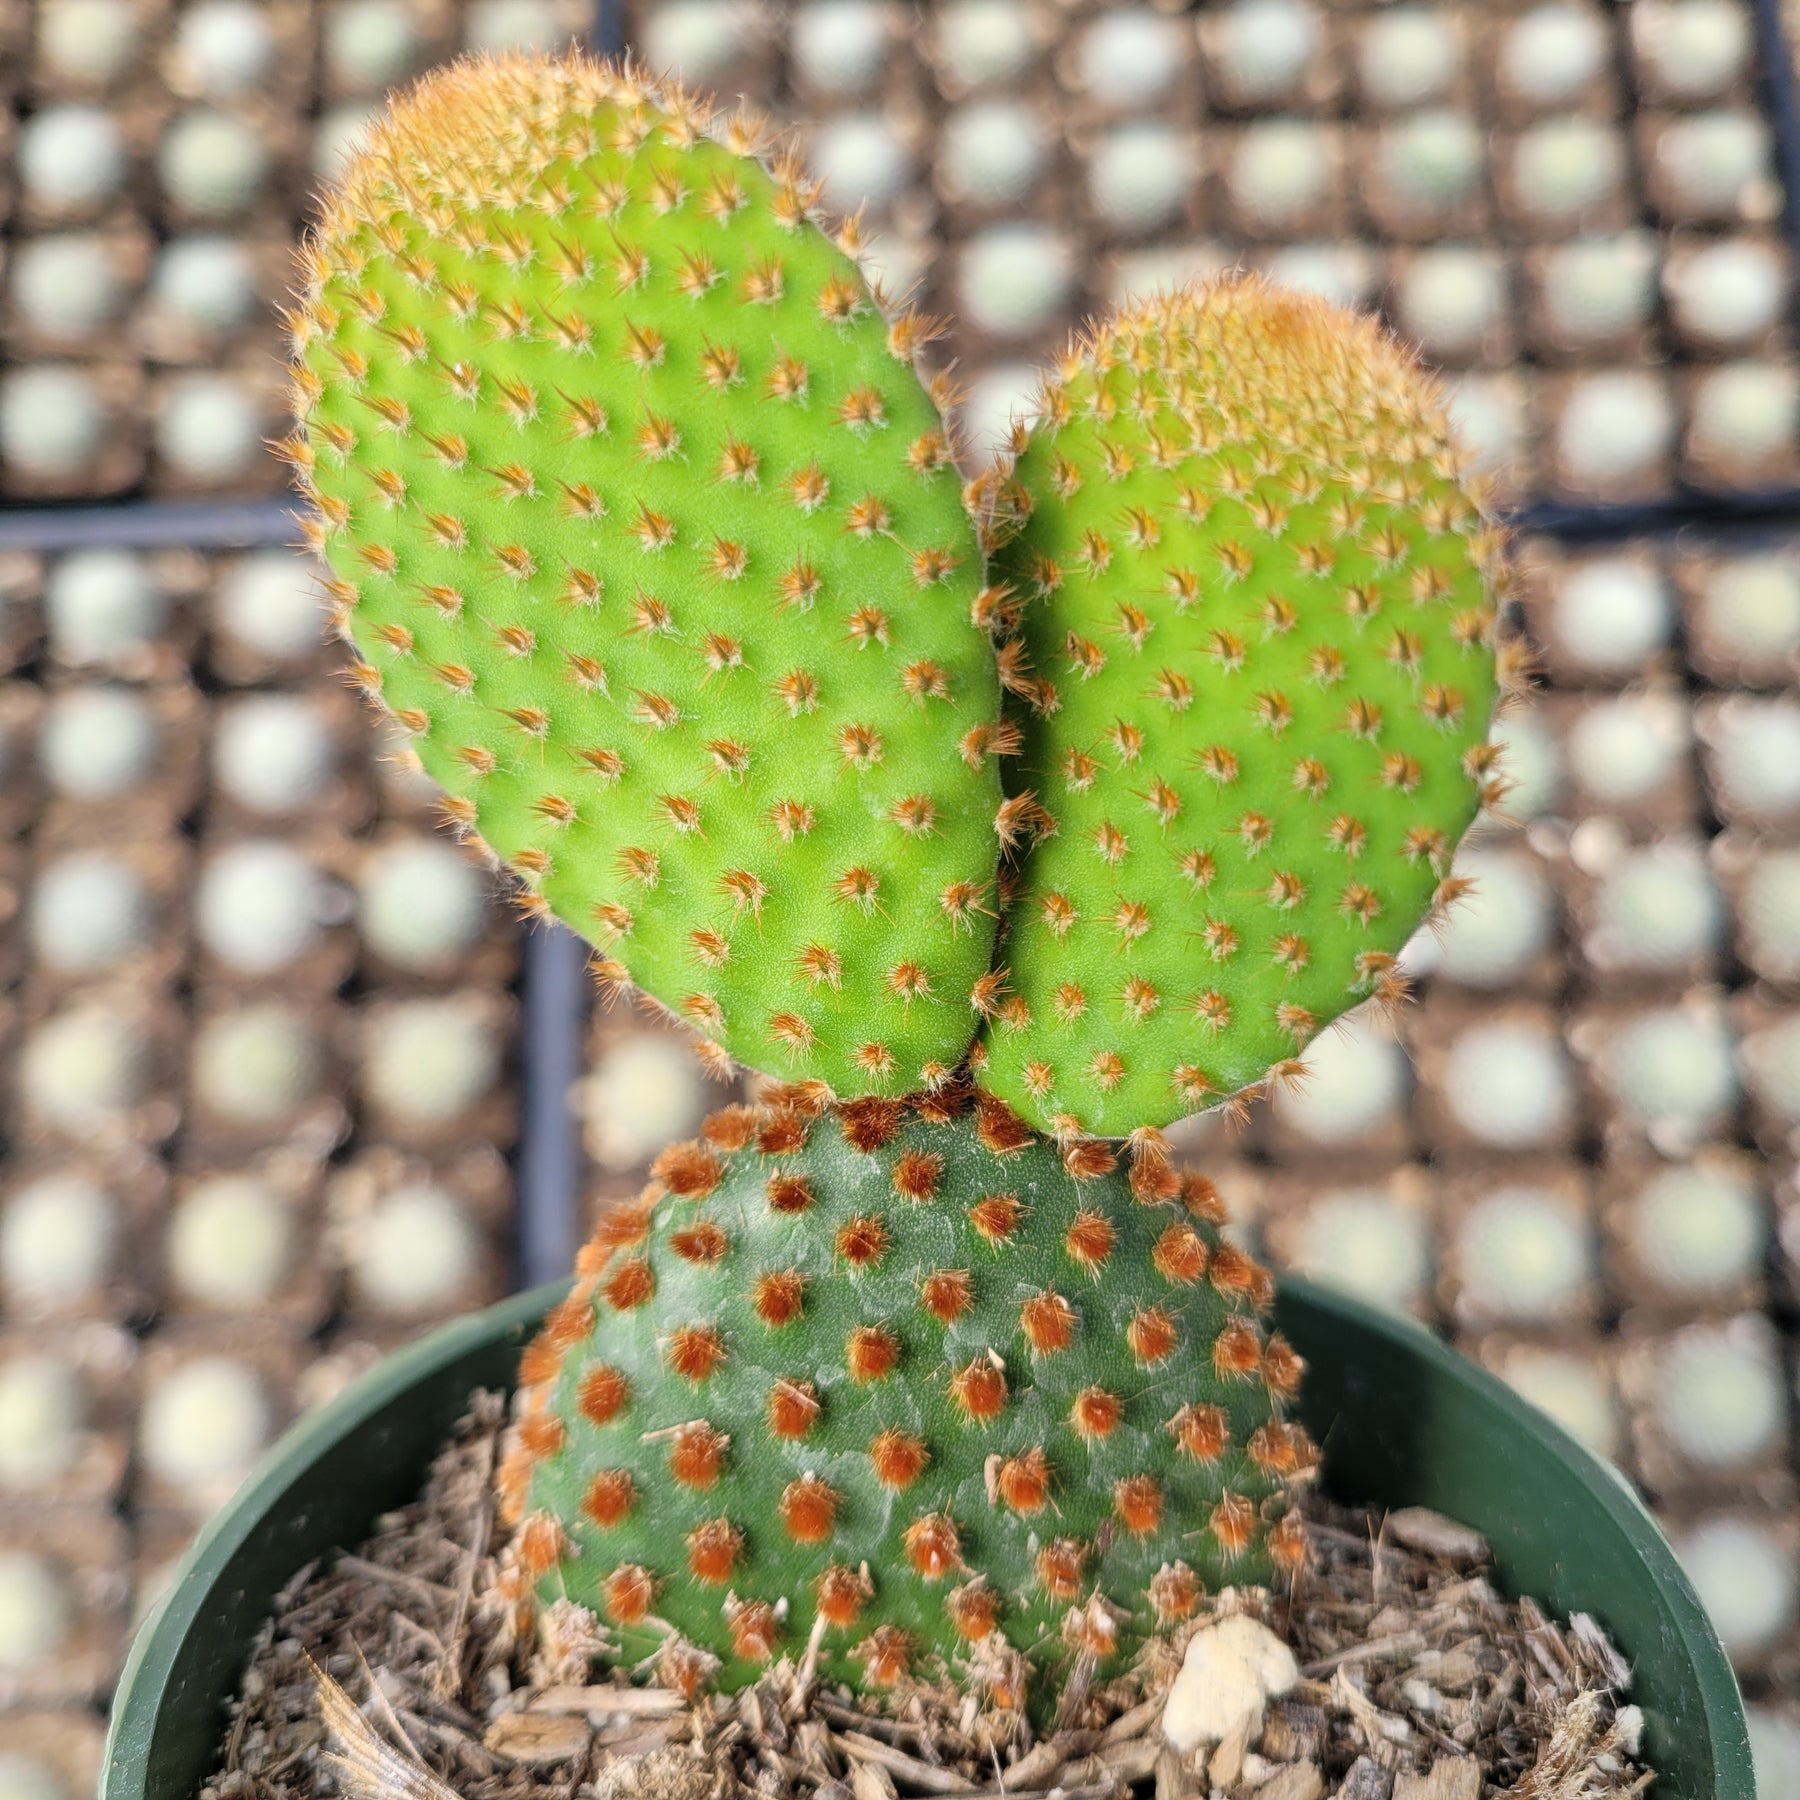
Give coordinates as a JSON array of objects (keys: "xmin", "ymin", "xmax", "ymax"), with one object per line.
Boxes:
[
  {"xmin": 289, "ymin": 54, "xmax": 1004, "ymax": 1097},
  {"xmin": 500, "ymin": 1086, "xmax": 1308, "ymax": 1705},
  {"xmin": 973, "ymin": 284, "xmax": 1502, "ymax": 1133},
  {"xmin": 296, "ymin": 51, "xmax": 1507, "ymax": 1713}
]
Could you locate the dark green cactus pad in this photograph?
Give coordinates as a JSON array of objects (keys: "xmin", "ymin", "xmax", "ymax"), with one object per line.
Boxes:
[
  {"xmin": 289, "ymin": 57, "xmax": 1002, "ymax": 1094},
  {"xmin": 974, "ymin": 282, "xmax": 1506, "ymax": 1135},
  {"xmin": 504, "ymin": 1090, "xmax": 1307, "ymax": 1707}
]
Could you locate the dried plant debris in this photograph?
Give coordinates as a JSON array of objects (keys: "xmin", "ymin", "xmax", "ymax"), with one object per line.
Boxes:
[{"xmin": 203, "ymin": 1399, "xmax": 1651, "ymax": 1800}]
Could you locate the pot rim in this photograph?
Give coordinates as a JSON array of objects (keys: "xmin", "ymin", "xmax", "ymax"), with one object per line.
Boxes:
[{"xmin": 103, "ymin": 1276, "xmax": 1753, "ymax": 1800}]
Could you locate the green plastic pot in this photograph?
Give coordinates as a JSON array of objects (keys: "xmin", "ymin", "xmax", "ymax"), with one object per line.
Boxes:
[{"xmin": 104, "ymin": 1277, "xmax": 1753, "ymax": 1800}]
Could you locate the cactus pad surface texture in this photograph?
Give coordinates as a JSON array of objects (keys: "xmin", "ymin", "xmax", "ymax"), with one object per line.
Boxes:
[
  {"xmin": 503, "ymin": 1088, "xmax": 1309, "ymax": 1708},
  {"xmin": 976, "ymin": 285, "xmax": 1505, "ymax": 1135},
  {"xmin": 290, "ymin": 55, "xmax": 1003, "ymax": 1096}
]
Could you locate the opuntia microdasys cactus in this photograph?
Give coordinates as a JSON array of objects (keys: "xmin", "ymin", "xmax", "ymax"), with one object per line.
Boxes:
[
  {"xmin": 290, "ymin": 51, "xmax": 1512, "ymax": 1712},
  {"xmin": 971, "ymin": 288, "xmax": 1505, "ymax": 1133},
  {"xmin": 288, "ymin": 53, "xmax": 1005, "ymax": 1098},
  {"xmin": 499, "ymin": 1084, "xmax": 1308, "ymax": 1706}
]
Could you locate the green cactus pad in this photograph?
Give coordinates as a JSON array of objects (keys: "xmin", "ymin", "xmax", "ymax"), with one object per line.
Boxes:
[
  {"xmin": 290, "ymin": 56, "xmax": 1002, "ymax": 1093},
  {"xmin": 504, "ymin": 1090, "xmax": 1307, "ymax": 1708},
  {"xmin": 975, "ymin": 281, "xmax": 1505, "ymax": 1134}
]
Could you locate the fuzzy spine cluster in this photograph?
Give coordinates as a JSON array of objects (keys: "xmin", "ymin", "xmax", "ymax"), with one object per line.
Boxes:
[
  {"xmin": 286, "ymin": 55, "xmax": 1004, "ymax": 1096},
  {"xmin": 971, "ymin": 286, "xmax": 1511, "ymax": 1134},
  {"xmin": 501, "ymin": 1088, "xmax": 1309, "ymax": 1705}
]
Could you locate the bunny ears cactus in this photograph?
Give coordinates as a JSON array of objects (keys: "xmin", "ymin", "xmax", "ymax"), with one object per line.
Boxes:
[{"xmin": 287, "ymin": 52, "xmax": 1510, "ymax": 1136}]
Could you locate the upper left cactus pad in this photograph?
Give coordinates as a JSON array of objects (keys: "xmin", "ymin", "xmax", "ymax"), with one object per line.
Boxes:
[{"xmin": 289, "ymin": 56, "xmax": 1003, "ymax": 1093}]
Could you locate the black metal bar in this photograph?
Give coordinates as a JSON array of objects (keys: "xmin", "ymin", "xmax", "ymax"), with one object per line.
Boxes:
[
  {"xmin": 0, "ymin": 497, "xmax": 296, "ymax": 552},
  {"xmin": 516, "ymin": 923, "xmax": 590, "ymax": 1286}
]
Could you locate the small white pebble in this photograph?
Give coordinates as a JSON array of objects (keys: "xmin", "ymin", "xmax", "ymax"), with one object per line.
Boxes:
[
  {"xmin": 1742, "ymin": 848, "xmax": 1800, "ymax": 978},
  {"xmin": 959, "ymin": 227, "xmax": 1072, "ymax": 336},
  {"xmin": 936, "ymin": 0, "xmax": 1035, "ymax": 88},
  {"xmin": 1690, "ymin": 361, "xmax": 1799, "ymax": 468},
  {"xmin": 1442, "ymin": 1020, "xmax": 1571, "ymax": 1147},
  {"xmin": 583, "ymin": 1034, "xmax": 712, "ymax": 1171},
  {"xmin": 1436, "ymin": 846, "xmax": 1552, "ymax": 985},
  {"xmin": 1455, "ymin": 1187, "xmax": 1591, "ymax": 1322},
  {"xmin": 1628, "ymin": 1161, "xmax": 1764, "ymax": 1295},
  {"xmin": 1212, "ymin": 0, "xmax": 1319, "ymax": 104},
  {"xmin": 36, "ymin": 0, "xmax": 141, "ymax": 84},
  {"xmin": 1273, "ymin": 1015, "xmax": 1408, "ymax": 1144},
  {"xmin": 1589, "ymin": 842, "xmax": 1722, "ymax": 969},
  {"xmin": 322, "ymin": 0, "xmax": 422, "ymax": 94},
  {"xmin": 197, "ymin": 841, "xmax": 327, "ymax": 973},
  {"xmin": 1557, "ymin": 371, "xmax": 1675, "ymax": 488},
  {"xmin": 1488, "ymin": 710, "xmax": 1563, "ymax": 823},
  {"xmin": 158, "ymin": 110, "xmax": 270, "ymax": 216},
  {"xmin": 46, "ymin": 550, "xmax": 165, "ymax": 666},
  {"xmin": 1604, "ymin": 1006, "xmax": 1738, "ymax": 1136},
  {"xmin": 1698, "ymin": 554, "xmax": 1800, "ymax": 663},
  {"xmin": 1393, "ymin": 247, "xmax": 1505, "ymax": 360},
  {"xmin": 157, "ymin": 374, "xmax": 264, "ymax": 482},
  {"xmin": 1656, "ymin": 110, "xmax": 1771, "ymax": 215},
  {"xmin": 363, "ymin": 998, "xmax": 500, "ymax": 1124},
  {"xmin": 1540, "ymin": 232, "xmax": 1659, "ymax": 344},
  {"xmin": 1501, "ymin": 4, "xmax": 1608, "ymax": 108},
  {"xmin": 1707, "ymin": 696, "xmax": 1800, "ymax": 818},
  {"xmin": 1502, "ymin": 1347, "xmax": 1622, "ymax": 1460},
  {"xmin": 1090, "ymin": 122, "xmax": 1193, "ymax": 232},
  {"xmin": 1443, "ymin": 373, "xmax": 1527, "ymax": 481},
  {"xmin": 0, "ymin": 1174, "xmax": 118, "ymax": 1311},
  {"xmin": 1359, "ymin": 8, "xmax": 1458, "ymax": 110},
  {"xmin": 212, "ymin": 693, "xmax": 339, "ymax": 813},
  {"xmin": 141, "ymin": 1356, "xmax": 269, "ymax": 1491},
  {"xmin": 350, "ymin": 1181, "xmax": 480, "ymax": 1314},
  {"xmin": 152, "ymin": 236, "xmax": 259, "ymax": 334},
  {"xmin": 191, "ymin": 1005, "xmax": 325, "ymax": 1125},
  {"xmin": 1075, "ymin": 8, "xmax": 1182, "ymax": 107},
  {"xmin": 0, "ymin": 1552, "xmax": 72, "ymax": 1672},
  {"xmin": 21, "ymin": 1005, "xmax": 151, "ymax": 1130},
  {"xmin": 19, "ymin": 106, "xmax": 125, "ymax": 210},
  {"xmin": 940, "ymin": 101, "xmax": 1046, "ymax": 208},
  {"xmin": 639, "ymin": 0, "xmax": 750, "ymax": 84},
  {"xmin": 1740, "ymin": 1014, "xmax": 1800, "ymax": 1125},
  {"xmin": 176, "ymin": 0, "xmax": 279, "ymax": 98},
  {"xmin": 167, "ymin": 1174, "xmax": 296, "ymax": 1308},
  {"xmin": 1229, "ymin": 119, "xmax": 1329, "ymax": 225},
  {"xmin": 0, "ymin": 1355, "xmax": 89, "ymax": 1490},
  {"xmin": 1657, "ymin": 1324, "xmax": 1785, "ymax": 1467},
  {"xmin": 0, "ymin": 1754, "xmax": 66, "ymax": 1800},
  {"xmin": 955, "ymin": 363, "xmax": 1042, "ymax": 460},
  {"xmin": 1294, "ymin": 1189, "xmax": 1430, "ymax": 1314},
  {"xmin": 39, "ymin": 686, "xmax": 160, "ymax": 798},
  {"xmin": 1260, "ymin": 242, "xmax": 1377, "ymax": 309},
  {"xmin": 1679, "ymin": 1517, "xmax": 1795, "ymax": 1655},
  {"xmin": 0, "ymin": 367, "xmax": 108, "ymax": 479},
  {"xmin": 810, "ymin": 113, "xmax": 911, "ymax": 215},
  {"xmin": 1748, "ymin": 1704, "xmax": 1800, "ymax": 1798},
  {"xmin": 10, "ymin": 235, "xmax": 127, "ymax": 338},
  {"xmin": 1512, "ymin": 118, "xmax": 1624, "ymax": 222},
  {"xmin": 1666, "ymin": 239, "xmax": 1785, "ymax": 347},
  {"xmin": 214, "ymin": 549, "xmax": 321, "ymax": 661},
  {"xmin": 1377, "ymin": 110, "xmax": 1483, "ymax": 213},
  {"xmin": 1162, "ymin": 1615, "xmax": 1298, "ymax": 1752},
  {"xmin": 465, "ymin": 0, "xmax": 565, "ymax": 50},
  {"xmin": 1567, "ymin": 692, "xmax": 1689, "ymax": 803},
  {"xmin": 30, "ymin": 851, "xmax": 153, "ymax": 975},
  {"xmin": 357, "ymin": 837, "xmax": 487, "ymax": 969},
  {"xmin": 792, "ymin": 0, "xmax": 889, "ymax": 94},
  {"xmin": 1553, "ymin": 556, "xmax": 1674, "ymax": 674},
  {"xmin": 1635, "ymin": 0, "xmax": 1753, "ymax": 102}
]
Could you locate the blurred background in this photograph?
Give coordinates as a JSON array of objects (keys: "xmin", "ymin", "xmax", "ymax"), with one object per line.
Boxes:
[{"xmin": 2, "ymin": 0, "xmax": 1800, "ymax": 1793}]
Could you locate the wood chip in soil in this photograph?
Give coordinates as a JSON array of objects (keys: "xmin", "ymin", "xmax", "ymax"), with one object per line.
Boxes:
[{"xmin": 199, "ymin": 1394, "xmax": 1653, "ymax": 1800}]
